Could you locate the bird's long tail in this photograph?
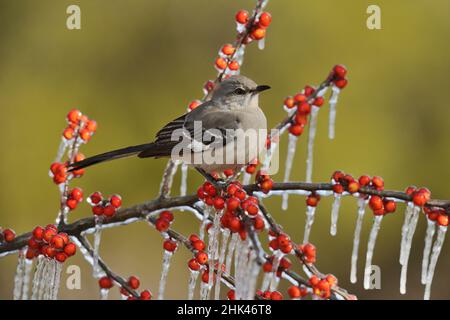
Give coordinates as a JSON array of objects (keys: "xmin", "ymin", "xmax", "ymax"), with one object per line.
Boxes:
[{"xmin": 67, "ymin": 143, "xmax": 154, "ymax": 172}]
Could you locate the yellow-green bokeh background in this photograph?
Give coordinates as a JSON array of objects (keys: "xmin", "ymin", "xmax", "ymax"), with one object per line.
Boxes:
[{"xmin": 0, "ymin": 0, "xmax": 449, "ymax": 300}]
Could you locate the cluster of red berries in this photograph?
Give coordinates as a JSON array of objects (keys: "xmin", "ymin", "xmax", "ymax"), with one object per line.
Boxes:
[
  {"xmin": 215, "ymin": 43, "xmax": 239, "ymax": 72},
  {"xmin": 63, "ymin": 109, "xmax": 97, "ymax": 143},
  {"xmin": 197, "ymin": 181, "xmax": 266, "ymax": 240},
  {"xmin": 308, "ymin": 274, "xmax": 338, "ymax": 299},
  {"xmin": 330, "ymin": 64, "xmax": 348, "ymax": 89},
  {"xmin": 26, "ymin": 225, "xmax": 76, "ymax": 262},
  {"xmin": 163, "ymin": 238, "xmax": 178, "ymax": 252},
  {"xmin": 1, "ymin": 228, "xmax": 16, "ymax": 243},
  {"xmin": 49, "ymin": 153, "xmax": 85, "ymax": 184},
  {"xmin": 285, "ymin": 85, "xmax": 324, "ymax": 137},
  {"xmin": 287, "ymin": 285, "xmax": 309, "ymax": 299},
  {"xmin": 88, "ymin": 192, "xmax": 122, "ymax": 217},
  {"xmin": 331, "ymin": 170, "xmax": 383, "ymax": 195},
  {"xmin": 66, "ymin": 187, "xmax": 83, "ymax": 210},
  {"xmin": 257, "ymin": 290, "xmax": 283, "ymax": 300},
  {"xmin": 235, "ymin": 10, "xmax": 272, "ymax": 41},
  {"xmin": 100, "ymin": 275, "xmax": 151, "ymax": 300},
  {"xmin": 255, "ymin": 170, "xmax": 273, "ymax": 194},
  {"xmin": 424, "ymin": 207, "xmax": 448, "ymax": 227},
  {"xmin": 298, "ymin": 243, "xmax": 317, "ymax": 264},
  {"xmin": 406, "ymin": 186, "xmax": 431, "ymax": 207},
  {"xmin": 187, "ymin": 234, "xmax": 208, "ymax": 272},
  {"xmin": 154, "ymin": 210, "xmax": 174, "ymax": 232},
  {"xmin": 262, "ymin": 255, "xmax": 292, "ymax": 277},
  {"xmin": 268, "ymin": 231, "xmax": 293, "ymax": 254}
]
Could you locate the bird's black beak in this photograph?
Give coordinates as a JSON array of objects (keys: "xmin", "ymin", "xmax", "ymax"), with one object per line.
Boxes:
[{"xmin": 254, "ymin": 85, "xmax": 271, "ymax": 93}]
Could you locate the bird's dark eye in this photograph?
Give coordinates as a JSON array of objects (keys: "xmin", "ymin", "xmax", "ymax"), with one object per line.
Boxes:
[{"xmin": 233, "ymin": 88, "xmax": 246, "ymax": 95}]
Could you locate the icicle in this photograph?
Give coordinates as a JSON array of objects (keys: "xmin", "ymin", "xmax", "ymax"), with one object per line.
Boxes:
[
  {"xmin": 269, "ymin": 251, "xmax": 283, "ymax": 291},
  {"xmin": 421, "ymin": 219, "xmax": 436, "ymax": 284},
  {"xmin": 49, "ymin": 261, "xmax": 62, "ymax": 300},
  {"xmin": 54, "ymin": 138, "xmax": 69, "ymax": 163},
  {"xmin": 180, "ymin": 162, "xmax": 188, "ymax": 196},
  {"xmin": 400, "ymin": 206, "xmax": 420, "ymax": 294},
  {"xmin": 330, "ymin": 194, "xmax": 342, "ymax": 236},
  {"xmin": 92, "ymin": 216, "xmax": 103, "ymax": 278},
  {"xmin": 424, "ymin": 226, "xmax": 447, "ymax": 300},
  {"xmin": 214, "ymin": 229, "xmax": 230, "ymax": 300},
  {"xmin": 205, "ymin": 211, "xmax": 222, "ymax": 299},
  {"xmin": 246, "ymin": 256, "xmax": 260, "ymax": 300},
  {"xmin": 303, "ymin": 205, "xmax": 316, "ymax": 244},
  {"xmin": 188, "ymin": 270, "xmax": 199, "ymax": 300},
  {"xmin": 364, "ymin": 215, "xmax": 383, "ymax": 289},
  {"xmin": 100, "ymin": 288, "xmax": 110, "ymax": 300},
  {"xmin": 31, "ymin": 256, "xmax": 44, "ymax": 300},
  {"xmin": 350, "ymin": 198, "xmax": 367, "ymax": 284},
  {"xmin": 13, "ymin": 251, "xmax": 26, "ymax": 300},
  {"xmin": 234, "ymin": 240, "xmax": 251, "ymax": 300},
  {"xmin": 281, "ymin": 134, "xmax": 298, "ymax": 210},
  {"xmin": 159, "ymin": 160, "xmax": 179, "ymax": 197},
  {"xmin": 225, "ymin": 233, "xmax": 239, "ymax": 274},
  {"xmin": 306, "ymin": 106, "xmax": 320, "ymax": 183},
  {"xmin": 158, "ymin": 250, "xmax": 173, "ymax": 300},
  {"xmin": 260, "ymin": 272, "xmax": 271, "ymax": 292},
  {"xmin": 37, "ymin": 258, "xmax": 52, "ymax": 300},
  {"xmin": 21, "ymin": 258, "xmax": 33, "ymax": 300},
  {"xmin": 199, "ymin": 206, "xmax": 211, "ymax": 240},
  {"xmin": 258, "ymin": 38, "xmax": 265, "ymax": 50},
  {"xmin": 328, "ymin": 86, "xmax": 341, "ymax": 139},
  {"xmin": 400, "ymin": 203, "xmax": 414, "ymax": 264}
]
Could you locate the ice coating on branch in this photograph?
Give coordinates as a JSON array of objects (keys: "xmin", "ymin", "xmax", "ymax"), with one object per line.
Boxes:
[
  {"xmin": 214, "ymin": 229, "xmax": 230, "ymax": 300},
  {"xmin": 281, "ymin": 134, "xmax": 298, "ymax": 210},
  {"xmin": 242, "ymin": 172, "xmax": 252, "ymax": 185},
  {"xmin": 303, "ymin": 205, "xmax": 316, "ymax": 244},
  {"xmin": 421, "ymin": 219, "xmax": 436, "ymax": 285},
  {"xmin": 234, "ymin": 240, "xmax": 253, "ymax": 300},
  {"xmin": 159, "ymin": 160, "xmax": 179, "ymax": 197},
  {"xmin": 180, "ymin": 163, "xmax": 188, "ymax": 196},
  {"xmin": 364, "ymin": 215, "xmax": 383, "ymax": 289},
  {"xmin": 328, "ymin": 86, "xmax": 341, "ymax": 140},
  {"xmin": 399, "ymin": 206, "xmax": 420, "ymax": 294},
  {"xmin": 92, "ymin": 216, "xmax": 103, "ymax": 278},
  {"xmin": 188, "ymin": 270, "xmax": 199, "ymax": 300},
  {"xmin": 30, "ymin": 257, "xmax": 62, "ymax": 300},
  {"xmin": 204, "ymin": 211, "xmax": 222, "ymax": 299},
  {"xmin": 330, "ymin": 194, "xmax": 342, "ymax": 236},
  {"xmin": 350, "ymin": 198, "xmax": 367, "ymax": 284},
  {"xmin": 260, "ymin": 272, "xmax": 271, "ymax": 292},
  {"xmin": 199, "ymin": 206, "xmax": 211, "ymax": 240},
  {"xmin": 258, "ymin": 38, "xmax": 265, "ymax": 50},
  {"xmin": 31, "ymin": 256, "xmax": 45, "ymax": 300},
  {"xmin": 53, "ymin": 139, "xmax": 69, "ymax": 164},
  {"xmin": 424, "ymin": 226, "xmax": 447, "ymax": 300},
  {"xmin": 13, "ymin": 250, "xmax": 26, "ymax": 300},
  {"xmin": 158, "ymin": 250, "xmax": 173, "ymax": 300},
  {"xmin": 400, "ymin": 203, "xmax": 414, "ymax": 264},
  {"xmin": 306, "ymin": 106, "xmax": 320, "ymax": 183},
  {"xmin": 246, "ymin": 253, "xmax": 260, "ymax": 299}
]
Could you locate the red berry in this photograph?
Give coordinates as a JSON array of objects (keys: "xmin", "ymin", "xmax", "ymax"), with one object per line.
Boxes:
[
  {"xmin": 372, "ymin": 176, "xmax": 384, "ymax": 190},
  {"xmin": 288, "ymin": 286, "xmax": 301, "ymax": 299},
  {"xmin": 159, "ymin": 210, "xmax": 174, "ymax": 222},
  {"xmin": 140, "ymin": 290, "xmax": 152, "ymax": 300},
  {"xmin": 235, "ymin": 10, "xmax": 249, "ymax": 24},
  {"xmin": 155, "ymin": 218, "xmax": 170, "ymax": 232},
  {"xmin": 270, "ymin": 291, "xmax": 283, "ymax": 300},
  {"xmin": 332, "ymin": 184, "xmax": 344, "ymax": 194},
  {"xmin": 384, "ymin": 200, "xmax": 396, "ymax": 213},
  {"xmin": 64, "ymin": 242, "xmax": 77, "ymax": 256},
  {"xmin": 188, "ymin": 100, "xmax": 201, "ymax": 111},
  {"xmin": 43, "ymin": 228, "xmax": 57, "ymax": 243},
  {"xmin": 334, "ymin": 78, "xmax": 348, "ymax": 89},
  {"xmin": 32, "ymin": 226, "xmax": 44, "ymax": 240},
  {"xmin": 189, "ymin": 234, "xmax": 200, "ymax": 243},
  {"xmin": 103, "ymin": 205, "xmax": 116, "ymax": 217},
  {"xmin": 28, "ymin": 238, "xmax": 40, "ymax": 249},
  {"xmin": 3, "ymin": 229, "xmax": 16, "ymax": 242},
  {"xmin": 86, "ymin": 120, "xmax": 97, "ymax": 132},
  {"xmin": 221, "ymin": 44, "xmax": 235, "ymax": 56},
  {"xmin": 66, "ymin": 198, "xmax": 78, "ymax": 210},
  {"xmin": 215, "ymin": 57, "xmax": 227, "ymax": 70},
  {"xmin": 228, "ymin": 61, "xmax": 239, "ymax": 71},
  {"xmin": 128, "ymin": 276, "xmax": 140, "ymax": 290},
  {"xmin": 235, "ymin": 189, "xmax": 246, "ymax": 201},
  {"xmin": 253, "ymin": 216, "xmax": 265, "ymax": 230},
  {"xmin": 298, "ymin": 102, "xmax": 311, "ymax": 114},
  {"xmin": 333, "ymin": 65, "xmax": 347, "ymax": 78},
  {"xmin": 51, "ymin": 235, "xmax": 65, "ymax": 249},
  {"xmin": 195, "ymin": 251, "xmax": 208, "ymax": 265},
  {"xmin": 192, "ymin": 240, "xmax": 205, "ymax": 251},
  {"xmin": 369, "ymin": 196, "xmax": 383, "ymax": 211},
  {"xmin": 92, "ymin": 205, "xmax": 104, "ymax": 216},
  {"xmin": 79, "ymin": 128, "xmax": 91, "ymax": 142},
  {"xmin": 306, "ymin": 194, "xmax": 320, "ymax": 207},
  {"xmin": 188, "ymin": 258, "xmax": 201, "ymax": 271},
  {"xmin": 63, "ymin": 127, "xmax": 74, "ymax": 140},
  {"xmin": 89, "ymin": 192, "xmax": 103, "ymax": 205},
  {"xmin": 55, "ymin": 252, "xmax": 67, "ymax": 263},
  {"xmin": 213, "ymin": 197, "xmax": 225, "ymax": 210},
  {"xmin": 258, "ymin": 12, "xmax": 272, "ymax": 27},
  {"xmin": 347, "ymin": 181, "xmax": 360, "ymax": 194},
  {"xmin": 163, "ymin": 239, "xmax": 177, "ymax": 252},
  {"xmin": 227, "ymin": 289, "xmax": 236, "ymax": 300},
  {"xmin": 70, "ymin": 188, "xmax": 83, "ymax": 202},
  {"xmin": 358, "ymin": 175, "xmax": 371, "ymax": 186},
  {"xmin": 251, "ymin": 27, "xmax": 266, "ymax": 40},
  {"xmin": 67, "ymin": 109, "xmax": 82, "ymax": 123},
  {"xmin": 110, "ymin": 195, "xmax": 122, "ymax": 208},
  {"xmin": 289, "ymin": 124, "xmax": 304, "ymax": 136},
  {"xmin": 437, "ymin": 214, "xmax": 449, "ymax": 227},
  {"xmin": 226, "ymin": 197, "xmax": 240, "ymax": 211},
  {"xmin": 284, "ymin": 97, "xmax": 295, "ymax": 109},
  {"xmin": 313, "ymin": 96, "xmax": 324, "ymax": 107},
  {"xmin": 246, "ymin": 204, "xmax": 259, "ymax": 216}
]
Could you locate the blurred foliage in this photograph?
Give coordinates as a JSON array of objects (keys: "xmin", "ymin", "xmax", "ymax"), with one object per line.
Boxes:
[{"xmin": 0, "ymin": 0, "xmax": 449, "ymax": 300}]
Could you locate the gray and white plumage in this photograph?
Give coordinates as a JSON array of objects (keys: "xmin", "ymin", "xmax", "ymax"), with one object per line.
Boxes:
[{"xmin": 68, "ymin": 75, "xmax": 270, "ymax": 174}]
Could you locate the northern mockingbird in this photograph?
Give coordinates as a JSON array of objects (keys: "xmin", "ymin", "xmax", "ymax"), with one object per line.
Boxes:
[{"xmin": 68, "ymin": 75, "xmax": 270, "ymax": 178}]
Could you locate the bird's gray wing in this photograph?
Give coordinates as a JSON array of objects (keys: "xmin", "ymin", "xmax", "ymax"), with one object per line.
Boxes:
[{"xmin": 139, "ymin": 101, "xmax": 241, "ymax": 158}]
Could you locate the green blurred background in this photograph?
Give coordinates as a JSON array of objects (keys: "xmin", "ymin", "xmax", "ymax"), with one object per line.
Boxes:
[{"xmin": 0, "ymin": 0, "xmax": 449, "ymax": 300}]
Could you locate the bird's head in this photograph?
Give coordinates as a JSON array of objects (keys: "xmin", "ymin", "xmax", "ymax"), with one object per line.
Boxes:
[{"xmin": 211, "ymin": 75, "xmax": 270, "ymax": 108}]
